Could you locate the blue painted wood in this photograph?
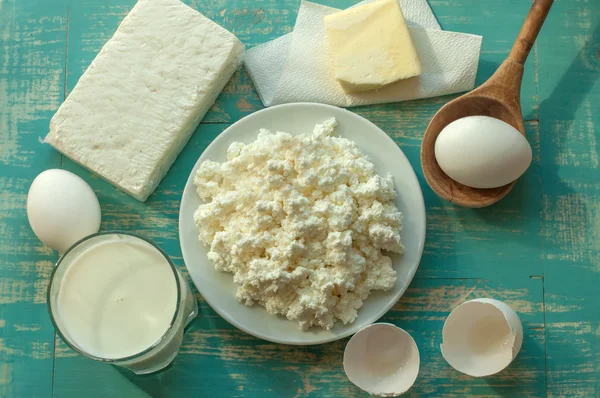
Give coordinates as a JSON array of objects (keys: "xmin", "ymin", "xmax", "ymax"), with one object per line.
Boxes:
[
  {"xmin": 0, "ymin": 0, "xmax": 66, "ymax": 396},
  {"xmin": 52, "ymin": 277, "xmax": 545, "ymax": 397},
  {"xmin": 537, "ymin": 0, "xmax": 600, "ymax": 395},
  {"xmin": 0, "ymin": 0, "xmax": 597, "ymax": 396}
]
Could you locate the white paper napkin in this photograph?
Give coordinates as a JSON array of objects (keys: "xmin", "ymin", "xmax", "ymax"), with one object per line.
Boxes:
[
  {"xmin": 245, "ymin": 0, "xmax": 482, "ymax": 108},
  {"xmin": 357, "ymin": 0, "xmax": 440, "ymax": 30}
]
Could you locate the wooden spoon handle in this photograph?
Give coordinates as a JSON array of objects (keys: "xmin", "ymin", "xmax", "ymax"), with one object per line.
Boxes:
[{"xmin": 508, "ymin": 0, "xmax": 554, "ymax": 65}]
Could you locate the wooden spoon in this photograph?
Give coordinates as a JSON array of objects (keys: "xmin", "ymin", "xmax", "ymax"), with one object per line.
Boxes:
[{"xmin": 420, "ymin": 0, "xmax": 553, "ymax": 208}]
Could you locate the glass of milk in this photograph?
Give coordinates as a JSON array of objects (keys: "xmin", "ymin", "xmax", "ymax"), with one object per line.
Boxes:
[{"xmin": 47, "ymin": 232, "xmax": 198, "ymax": 374}]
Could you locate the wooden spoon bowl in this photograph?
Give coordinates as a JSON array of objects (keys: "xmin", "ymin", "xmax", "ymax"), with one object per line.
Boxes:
[{"xmin": 421, "ymin": 0, "xmax": 553, "ymax": 208}]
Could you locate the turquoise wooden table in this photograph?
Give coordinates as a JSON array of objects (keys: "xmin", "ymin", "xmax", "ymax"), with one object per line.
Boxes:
[{"xmin": 1, "ymin": 0, "xmax": 598, "ymax": 396}]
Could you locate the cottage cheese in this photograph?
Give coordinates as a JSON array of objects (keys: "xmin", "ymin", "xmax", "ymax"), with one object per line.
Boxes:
[{"xmin": 194, "ymin": 118, "xmax": 403, "ymax": 330}]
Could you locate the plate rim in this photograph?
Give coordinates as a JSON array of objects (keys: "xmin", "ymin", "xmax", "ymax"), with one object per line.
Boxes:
[{"xmin": 179, "ymin": 102, "xmax": 426, "ymax": 345}]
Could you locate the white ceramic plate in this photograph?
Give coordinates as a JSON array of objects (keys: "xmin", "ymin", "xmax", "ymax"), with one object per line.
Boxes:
[{"xmin": 179, "ymin": 103, "xmax": 426, "ymax": 345}]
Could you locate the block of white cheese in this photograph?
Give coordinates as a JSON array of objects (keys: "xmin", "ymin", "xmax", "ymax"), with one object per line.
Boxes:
[
  {"xmin": 324, "ymin": 0, "xmax": 421, "ymax": 93},
  {"xmin": 45, "ymin": 0, "xmax": 245, "ymax": 201}
]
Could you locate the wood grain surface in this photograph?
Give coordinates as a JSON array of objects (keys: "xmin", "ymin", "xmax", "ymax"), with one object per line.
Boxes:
[{"xmin": 0, "ymin": 0, "xmax": 598, "ymax": 396}]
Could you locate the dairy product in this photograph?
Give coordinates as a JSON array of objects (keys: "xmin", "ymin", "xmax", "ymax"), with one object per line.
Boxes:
[
  {"xmin": 56, "ymin": 239, "xmax": 178, "ymax": 359},
  {"xmin": 194, "ymin": 118, "xmax": 404, "ymax": 330},
  {"xmin": 45, "ymin": 0, "xmax": 245, "ymax": 201},
  {"xmin": 324, "ymin": 0, "xmax": 421, "ymax": 93}
]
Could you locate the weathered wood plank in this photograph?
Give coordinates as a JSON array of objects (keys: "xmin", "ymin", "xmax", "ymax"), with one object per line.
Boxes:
[
  {"xmin": 537, "ymin": 0, "xmax": 599, "ymax": 396},
  {"xmin": 51, "ymin": 1, "xmax": 549, "ymax": 395},
  {"xmin": 418, "ymin": 121, "xmax": 543, "ymax": 280},
  {"xmin": 13, "ymin": 0, "xmax": 600, "ymax": 395},
  {"xmin": 55, "ymin": 114, "xmax": 546, "ymax": 396},
  {"xmin": 53, "ymin": 277, "xmax": 545, "ymax": 397},
  {"xmin": 0, "ymin": 0, "xmax": 67, "ymax": 396}
]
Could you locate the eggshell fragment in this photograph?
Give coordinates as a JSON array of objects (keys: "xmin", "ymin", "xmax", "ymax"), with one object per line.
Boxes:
[
  {"xmin": 434, "ymin": 116, "xmax": 532, "ymax": 189},
  {"xmin": 27, "ymin": 169, "xmax": 101, "ymax": 253},
  {"xmin": 344, "ymin": 323, "xmax": 420, "ymax": 396},
  {"xmin": 441, "ymin": 298, "xmax": 523, "ymax": 377}
]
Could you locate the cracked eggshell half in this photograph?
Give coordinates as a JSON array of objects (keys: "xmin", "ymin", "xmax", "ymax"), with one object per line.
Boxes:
[
  {"xmin": 344, "ymin": 323, "xmax": 420, "ymax": 397},
  {"xmin": 441, "ymin": 298, "xmax": 523, "ymax": 377}
]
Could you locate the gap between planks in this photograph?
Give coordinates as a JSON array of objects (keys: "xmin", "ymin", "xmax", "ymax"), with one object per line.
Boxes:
[
  {"xmin": 531, "ymin": 37, "xmax": 547, "ymax": 398},
  {"xmin": 53, "ymin": 5, "xmax": 70, "ymax": 396}
]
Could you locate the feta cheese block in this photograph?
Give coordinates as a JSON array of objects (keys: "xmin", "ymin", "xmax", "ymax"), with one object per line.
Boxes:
[
  {"xmin": 324, "ymin": 0, "xmax": 421, "ymax": 93},
  {"xmin": 45, "ymin": 0, "xmax": 245, "ymax": 201}
]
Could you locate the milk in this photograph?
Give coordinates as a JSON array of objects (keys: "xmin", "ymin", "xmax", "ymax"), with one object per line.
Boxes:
[{"xmin": 50, "ymin": 233, "xmax": 198, "ymax": 374}]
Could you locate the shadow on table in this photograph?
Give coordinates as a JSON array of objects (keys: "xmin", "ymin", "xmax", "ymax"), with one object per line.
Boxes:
[
  {"xmin": 115, "ymin": 366, "xmax": 169, "ymax": 398},
  {"xmin": 114, "ymin": 351, "xmax": 185, "ymax": 398},
  {"xmin": 486, "ymin": 328, "xmax": 546, "ymax": 396},
  {"xmin": 474, "ymin": 22, "xmax": 599, "ymax": 228},
  {"xmin": 482, "ymin": 23, "xmax": 599, "ymax": 394},
  {"xmin": 113, "ymin": 320, "xmax": 204, "ymax": 398}
]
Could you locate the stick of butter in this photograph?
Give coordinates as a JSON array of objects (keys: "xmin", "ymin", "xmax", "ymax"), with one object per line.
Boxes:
[
  {"xmin": 324, "ymin": 0, "xmax": 421, "ymax": 93},
  {"xmin": 45, "ymin": 0, "xmax": 244, "ymax": 201}
]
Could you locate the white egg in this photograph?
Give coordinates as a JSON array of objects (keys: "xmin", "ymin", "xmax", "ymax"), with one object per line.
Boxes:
[
  {"xmin": 344, "ymin": 323, "xmax": 420, "ymax": 396},
  {"xmin": 27, "ymin": 169, "xmax": 101, "ymax": 253},
  {"xmin": 441, "ymin": 298, "xmax": 523, "ymax": 377},
  {"xmin": 434, "ymin": 116, "xmax": 532, "ymax": 189}
]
